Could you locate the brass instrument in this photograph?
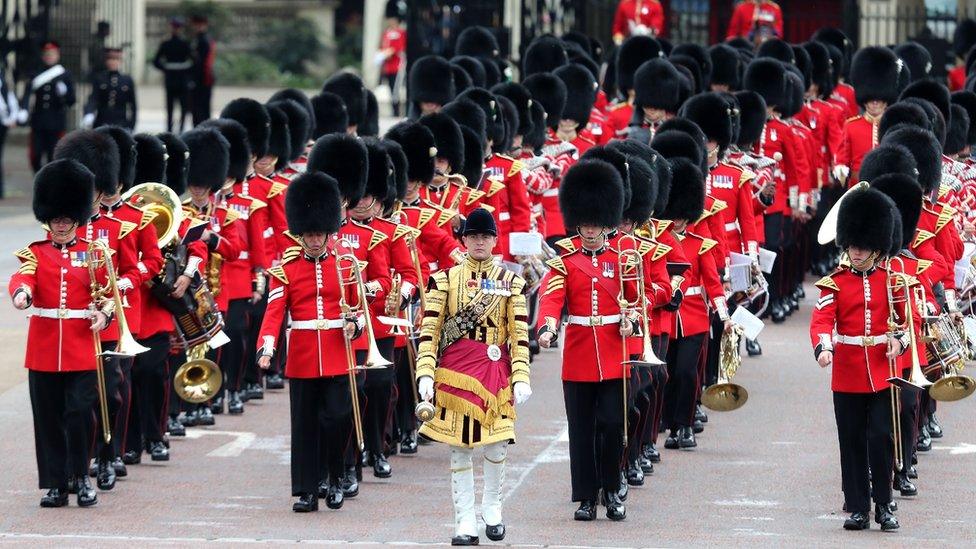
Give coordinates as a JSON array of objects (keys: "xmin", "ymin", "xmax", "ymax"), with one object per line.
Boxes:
[
  {"xmin": 926, "ymin": 315, "xmax": 976, "ymax": 401},
  {"xmin": 333, "ymin": 245, "xmax": 367, "ymax": 452},
  {"xmin": 87, "ymin": 239, "xmax": 150, "ymax": 442},
  {"xmin": 174, "ymin": 344, "xmax": 222, "ymax": 403},
  {"xmin": 335, "ymin": 237, "xmax": 392, "ymax": 370},
  {"xmin": 122, "ymin": 182, "xmax": 182, "ymax": 248},
  {"xmin": 702, "ymin": 326, "xmax": 749, "ymax": 411},
  {"xmin": 206, "ymin": 252, "xmax": 223, "ymax": 298},
  {"xmin": 385, "ymin": 273, "xmax": 402, "ymax": 317},
  {"xmin": 388, "ymin": 209, "xmax": 426, "ymax": 411}
]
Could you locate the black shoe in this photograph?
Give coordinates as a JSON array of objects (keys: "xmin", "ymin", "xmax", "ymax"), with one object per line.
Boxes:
[
  {"xmin": 148, "ymin": 441, "xmax": 170, "ymax": 462},
  {"xmin": 843, "ymin": 511, "xmax": 870, "ymax": 530},
  {"xmin": 369, "ymin": 452, "xmax": 392, "ymax": 478},
  {"xmin": 67, "ymin": 477, "xmax": 78, "ymax": 494},
  {"xmin": 695, "ymin": 405, "xmax": 708, "ymax": 424},
  {"xmin": 617, "ymin": 473, "xmax": 629, "ymax": 501},
  {"xmin": 771, "ymin": 301, "xmax": 786, "ymax": 323},
  {"xmin": 400, "ymin": 432, "xmax": 418, "ymax": 454},
  {"xmin": 787, "ymin": 296, "xmax": 799, "ymax": 312},
  {"xmin": 664, "ymin": 431, "xmax": 680, "ymax": 450},
  {"xmin": 211, "ymin": 396, "xmax": 224, "ymax": 415},
  {"xmin": 907, "ymin": 465, "xmax": 918, "ymax": 479},
  {"xmin": 112, "ymin": 457, "xmax": 127, "ymax": 477},
  {"xmin": 292, "ymin": 493, "xmax": 318, "ymax": 512},
  {"xmin": 626, "ymin": 460, "xmax": 644, "ymax": 486},
  {"xmin": 794, "ymin": 286, "xmax": 805, "ymax": 300},
  {"xmin": 246, "ymin": 383, "xmax": 264, "ymax": 400},
  {"xmin": 638, "ymin": 455, "xmax": 653, "ymax": 474},
  {"xmin": 96, "ymin": 460, "xmax": 116, "ymax": 490},
  {"xmin": 485, "ymin": 523, "xmax": 505, "ymax": 541},
  {"xmin": 875, "ymin": 503, "xmax": 899, "ymax": 531},
  {"xmin": 602, "ymin": 490, "xmax": 627, "ymax": 521},
  {"xmin": 916, "ymin": 426, "xmax": 932, "ymax": 452},
  {"xmin": 678, "ymin": 427, "xmax": 697, "ymax": 449},
  {"xmin": 76, "ymin": 476, "xmax": 97, "ymax": 507},
  {"xmin": 197, "ymin": 406, "xmax": 215, "ymax": 426},
  {"xmin": 227, "ymin": 392, "xmax": 244, "ymax": 414},
  {"xmin": 928, "ymin": 414, "xmax": 943, "ymax": 438},
  {"xmin": 88, "ymin": 460, "xmax": 97, "ymax": 478},
  {"xmin": 265, "ymin": 374, "xmax": 285, "ymax": 390},
  {"xmin": 121, "ymin": 449, "xmax": 141, "ymax": 465},
  {"xmin": 450, "ymin": 535, "xmax": 479, "ymax": 546},
  {"xmin": 889, "ymin": 500, "xmax": 898, "ymax": 512},
  {"xmin": 692, "ymin": 419, "xmax": 704, "ymax": 434},
  {"xmin": 167, "ymin": 416, "xmax": 186, "ymax": 436},
  {"xmin": 39, "ymin": 488, "xmax": 68, "ymax": 507},
  {"xmin": 341, "ymin": 466, "xmax": 359, "ymax": 498},
  {"xmin": 644, "ymin": 443, "xmax": 661, "ymax": 463},
  {"xmin": 325, "ymin": 482, "xmax": 344, "ymax": 509},
  {"xmin": 574, "ymin": 500, "xmax": 597, "ymax": 521},
  {"xmin": 745, "ymin": 338, "xmax": 763, "ymax": 357},
  {"xmin": 894, "ymin": 473, "xmax": 917, "ymax": 496},
  {"xmin": 180, "ymin": 409, "xmax": 199, "ymax": 427}
]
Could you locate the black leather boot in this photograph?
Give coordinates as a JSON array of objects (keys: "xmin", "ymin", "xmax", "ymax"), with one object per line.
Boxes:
[
  {"xmin": 292, "ymin": 493, "xmax": 318, "ymax": 512},
  {"xmin": 76, "ymin": 476, "xmax": 98, "ymax": 507},
  {"xmin": 894, "ymin": 473, "xmax": 917, "ymax": 496},
  {"xmin": 96, "ymin": 459, "xmax": 116, "ymax": 490},
  {"xmin": 678, "ymin": 427, "xmax": 697, "ymax": 448},
  {"xmin": 843, "ymin": 511, "xmax": 869, "ymax": 530},
  {"xmin": 602, "ymin": 490, "xmax": 627, "ymax": 521},
  {"xmin": 574, "ymin": 499, "xmax": 596, "ymax": 520},
  {"xmin": 40, "ymin": 488, "xmax": 68, "ymax": 507},
  {"xmin": 875, "ymin": 503, "xmax": 899, "ymax": 531},
  {"xmin": 745, "ymin": 338, "xmax": 762, "ymax": 356}
]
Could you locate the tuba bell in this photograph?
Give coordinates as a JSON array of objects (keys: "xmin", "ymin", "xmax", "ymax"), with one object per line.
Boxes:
[
  {"xmin": 702, "ymin": 325, "xmax": 749, "ymax": 411},
  {"xmin": 122, "ymin": 182, "xmax": 182, "ymax": 248},
  {"xmin": 173, "ymin": 344, "xmax": 223, "ymax": 403}
]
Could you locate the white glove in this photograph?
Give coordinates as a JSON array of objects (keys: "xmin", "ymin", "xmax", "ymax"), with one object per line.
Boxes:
[
  {"xmin": 513, "ymin": 381, "xmax": 532, "ymax": 405},
  {"xmin": 15, "ymin": 109, "xmax": 27, "ymax": 125},
  {"xmin": 116, "ymin": 277, "xmax": 134, "ymax": 294},
  {"xmin": 832, "ymin": 165, "xmax": 850, "ymax": 183},
  {"xmin": 418, "ymin": 376, "xmax": 434, "ymax": 401},
  {"xmin": 55, "ymin": 81, "xmax": 68, "ymax": 96},
  {"xmin": 81, "ymin": 112, "xmax": 95, "ymax": 128}
]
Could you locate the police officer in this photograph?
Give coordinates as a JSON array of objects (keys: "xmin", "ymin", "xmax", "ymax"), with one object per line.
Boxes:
[
  {"xmin": 83, "ymin": 48, "xmax": 137, "ymax": 130},
  {"xmin": 20, "ymin": 41, "xmax": 76, "ymax": 173}
]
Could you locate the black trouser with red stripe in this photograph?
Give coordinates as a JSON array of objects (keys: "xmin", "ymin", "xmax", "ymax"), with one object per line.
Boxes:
[
  {"xmin": 29, "ymin": 370, "xmax": 97, "ymax": 489},
  {"xmin": 125, "ymin": 332, "xmax": 171, "ymax": 452},
  {"xmin": 244, "ymin": 292, "xmax": 268, "ymax": 387},
  {"xmin": 290, "ymin": 375, "xmax": 351, "ymax": 495}
]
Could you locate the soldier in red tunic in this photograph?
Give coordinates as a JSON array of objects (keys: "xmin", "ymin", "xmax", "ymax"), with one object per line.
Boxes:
[
  {"xmin": 726, "ymin": 0, "xmax": 783, "ymax": 44},
  {"xmin": 611, "ymin": 0, "xmax": 664, "ymax": 44},
  {"xmin": 257, "ymin": 171, "xmax": 364, "ymax": 512},
  {"xmin": 12, "ymin": 159, "xmax": 112, "ymax": 508},
  {"xmin": 538, "ymin": 159, "xmax": 637, "ymax": 522},
  {"xmin": 809, "ymin": 186, "xmax": 903, "ymax": 531}
]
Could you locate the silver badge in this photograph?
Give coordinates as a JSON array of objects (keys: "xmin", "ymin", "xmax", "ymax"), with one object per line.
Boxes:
[{"xmin": 487, "ymin": 344, "xmax": 502, "ymax": 361}]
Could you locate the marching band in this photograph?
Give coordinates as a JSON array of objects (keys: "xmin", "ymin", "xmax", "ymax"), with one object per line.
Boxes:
[{"xmin": 10, "ymin": 15, "xmax": 976, "ymax": 545}]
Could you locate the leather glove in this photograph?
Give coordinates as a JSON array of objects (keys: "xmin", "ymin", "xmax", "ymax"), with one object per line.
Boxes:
[
  {"xmin": 514, "ymin": 381, "xmax": 532, "ymax": 405},
  {"xmin": 418, "ymin": 376, "xmax": 434, "ymax": 401},
  {"xmin": 663, "ymin": 289, "xmax": 684, "ymax": 312}
]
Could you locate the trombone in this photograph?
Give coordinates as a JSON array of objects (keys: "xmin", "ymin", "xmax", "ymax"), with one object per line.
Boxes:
[{"xmin": 335, "ymin": 237, "xmax": 393, "ymax": 370}]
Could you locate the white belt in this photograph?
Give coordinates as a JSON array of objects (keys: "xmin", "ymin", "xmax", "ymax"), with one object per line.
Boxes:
[
  {"xmin": 32, "ymin": 307, "xmax": 91, "ymax": 320},
  {"xmin": 542, "ymin": 189, "xmax": 559, "ymax": 197},
  {"xmin": 499, "ymin": 212, "xmax": 511, "ymax": 221},
  {"xmin": 685, "ymin": 286, "xmax": 702, "ymax": 296},
  {"xmin": 834, "ymin": 334, "xmax": 887, "ymax": 347},
  {"xmin": 567, "ymin": 314, "xmax": 621, "ymax": 326},
  {"xmin": 290, "ymin": 318, "xmax": 345, "ymax": 330},
  {"xmin": 724, "ymin": 221, "xmax": 739, "ymax": 232}
]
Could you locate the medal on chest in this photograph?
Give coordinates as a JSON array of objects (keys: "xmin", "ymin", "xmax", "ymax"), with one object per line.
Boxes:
[
  {"xmin": 70, "ymin": 250, "xmax": 88, "ymax": 268},
  {"xmin": 602, "ymin": 261, "xmax": 615, "ymax": 279}
]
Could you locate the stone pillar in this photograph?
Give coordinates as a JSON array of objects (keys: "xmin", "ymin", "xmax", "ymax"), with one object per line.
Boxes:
[
  {"xmin": 505, "ymin": 0, "xmax": 521, "ymax": 64},
  {"xmin": 132, "ymin": 0, "xmax": 146, "ymax": 82},
  {"xmin": 362, "ymin": 0, "xmax": 384, "ymax": 87}
]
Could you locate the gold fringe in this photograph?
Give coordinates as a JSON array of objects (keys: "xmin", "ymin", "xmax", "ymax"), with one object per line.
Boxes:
[{"xmin": 433, "ymin": 368, "xmax": 515, "ymax": 426}]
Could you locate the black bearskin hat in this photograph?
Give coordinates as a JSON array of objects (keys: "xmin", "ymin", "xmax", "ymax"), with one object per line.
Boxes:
[
  {"xmin": 850, "ymin": 46, "xmax": 903, "ymax": 106},
  {"xmin": 617, "ymin": 35, "xmax": 664, "ymax": 94},
  {"xmin": 649, "ymin": 150, "xmax": 673, "ymax": 216},
  {"xmin": 945, "ymin": 103, "xmax": 970, "ymax": 156},
  {"xmin": 455, "ymin": 26, "xmax": 499, "ymax": 59},
  {"xmin": 452, "ymin": 64, "xmax": 473, "ymax": 94},
  {"xmin": 562, "ymin": 31, "xmax": 597, "ymax": 60},
  {"xmin": 734, "ymin": 90, "xmax": 767, "ymax": 147},
  {"xmin": 285, "ymin": 172, "xmax": 343, "ymax": 235},
  {"xmin": 880, "ymin": 125, "xmax": 942, "ymax": 194},
  {"xmin": 385, "ymin": 120, "xmax": 437, "ymax": 183},
  {"xmin": 452, "ymin": 56, "xmax": 487, "ymax": 88},
  {"xmin": 670, "ymin": 54, "xmax": 704, "ymax": 95},
  {"xmin": 271, "ymin": 99, "xmax": 312, "ymax": 163},
  {"xmin": 492, "ymin": 82, "xmax": 534, "ymax": 136},
  {"xmin": 380, "ymin": 139, "xmax": 409, "ymax": 208},
  {"xmin": 33, "ymin": 159, "xmax": 95, "ymax": 225},
  {"xmin": 307, "ymin": 133, "xmax": 368, "ymax": 205},
  {"xmin": 310, "ymin": 92, "xmax": 348, "ymax": 139},
  {"xmin": 617, "ymin": 152, "xmax": 656, "ymax": 225},
  {"xmin": 720, "ymin": 92, "xmax": 742, "ymax": 145},
  {"xmin": 419, "ymin": 112, "xmax": 465, "ymax": 172},
  {"xmin": 858, "ymin": 143, "xmax": 918, "ymax": 183},
  {"xmin": 901, "ymin": 97, "xmax": 946, "ymax": 146},
  {"xmin": 53, "ymin": 129, "xmax": 120, "ymax": 196},
  {"xmin": 954, "ymin": 19, "xmax": 976, "ymax": 59},
  {"xmin": 803, "ymin": 41, "xmax": 835, "ymax": 99},
  {"xmin": 757, "ymin": 39, "xmax": 795, "ymax": 65},
  {"xmin": 554, "ymin": 64, "xmax": 596, "ymax": 128},
  {"xmin": 581, "ymin": 146, "xmax": 632, "ymax": 210},
  {"xmin": 744, "ymin": 58, "xmax": 787, "ymax": 110},
  {"xmin": 157, "ymin": 132, "xmax": 189, "ymax": 195},
  {"xmin": 899, "ymin": 79, "xmax": 951, "ymax": 125},
  {"xmin": 673, "ymin": 43, "xmax": 712, "ymax": 89},
  {"xmin": 679, "ymin": 92, "xmax": 734, "ymax": 155},
  {"xmin": 870, "ymin": 173, "xmax": 923, "ymax": 250},
  {"xmin": 409, "ymin": 55, "xmax": 455, "ymax": 107},
  {"xmin": 835, "ymin": 186, "xmax": 895, "ymax": 253},
  {"xmin": 322, "ymin": 72, "xmax": 367, "ymax": 128},
  {"xmin": 495, "ymin": 95, "xmax": 519, "ymax": 153},
  {"xmin": 459, "ymin": 126, "xmax": 486, "ymax": 187},
  {"xmin": 133, "ymin": 133, "xmax": 166, "ymax": 185},
  {"xmin": 523, "ymin": 100, "xmax": 548, "ymax": 151},
  {"xmin": 220, "ymin": 97, "xmax": 270, "ymax": 158},
  {"xmin": 95, "ymin": 125, "xmax": 137, "ymax": 191},
  {"xmin": 709, "ymin": 44, "xmax": 741, "ymax": 90},
  {"xmin": 458, "ymin": 87, "xmax": 505, "ymax": 145},
  {"xmin": 264, "ymin": 102, "xmax": 291, "ymax": 163},
  {"xmin": 894, "ymin": 42, "xmax": 932, "ymax": 82},
  {"xmin": 362, "ymin": 89, "xmax": 379, "ymax": 137},
  {"xmin": 181, "ymin": 127, "xmax": 230, "ymax": 192},
  {"xmin": 952, "ymin": 90, "xmax": 976, "ymax": 145},
  {"xmin": 558, "ymin": 159, "xmax": 624, "ymax": 229},
  {"xmin": 878, "ymin": 102, "xmax": 930, "ymax": 140},
  {"xmin": 782, "ymin": 69, "xmax": 805, "ymax": 119},
  {"xmin": 659, "ymin": 157, "xmax": 704, "ymax": 222},
  {"xmin": 633, "ymin": 58, "xmax": 683, "ymax": 113},
  {"xmin": 442, "ymin": 99, "xmax": 487, "ymax": 142},
  {"xmin": 524, "ymin": 73, "xmax": 567, "ymax": 130},
  {"xmin": 361, "ymin": 137, "xmax": 391, "ymax": 204},
  {"xmin": 652, "ymin": 129, "xmax": 704, "ymax": 168},
  {"xmin": 270, "ymin": 88, "xmax": 315, "ymax": 131},
  {"xmin": 656, "ymin": 119, "xmax": 707, "ymax": 172},
  {"xmin": 792, "ymin": 45, "xmax": 813, "ymax": 92},
  {"xmin": 523, "ymin": 35, "xmax": 568, "ymax": 77},
  {"xmin": 198, "ymin": 118, "xmax": 251, "ymax": 182},
  {"xmin": 481, "ymin": 58, "xmax": 502, "ymax": 88},
  {"xmin": 812, "ymin": 27, "xmax": 853, "ymax": 77}
]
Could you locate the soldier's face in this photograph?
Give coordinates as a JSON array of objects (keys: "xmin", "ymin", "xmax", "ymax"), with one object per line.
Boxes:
[
  {"xmin": 462, "ymin": 233, "xmax": 496, "ymax": 260},
  {"xmin": 710, "ymin": 83, "xmax": 730, "ymax": 93},
  {"xmin": 350, "ymin": 196, "xmax": 376, "ymax": 220},
  {"xmin": 578, "ymin": 225, "xmax": 606, "ymax": 248},
  {"xmin": 848, "ymin": 246, "xmax": 877, "ymax": 270},
  {"xmin": 301, "ymin": 233, "xmax": 328, "ymax": 255},
  {"xmin": 511, "ymin": 135, "xmax": 523, "ymax": 149},
  {"xmin": 865, "ymin": 101, "xmax": 886, "ymax": 118},
  {"xmin": 642, "ymin": 107, "xmax": 666, "ymax": 123},
  {"xmin": 672, "ymin": 220, "xmax": 689, "ymax": 232},
  {"xmin": 420, "ymin": 102, "xmax": 441, "ymax": 115},
  {"xmin": 255, "ymin": 156, "xmax": 276, "ymax": 176},
  {"xmin": 50, "ymin": 218, "xmax": 77, "ymax": 243},
  {"xmin": 188, "ymin": 185, "xmax": 211, "ymax": 202}
]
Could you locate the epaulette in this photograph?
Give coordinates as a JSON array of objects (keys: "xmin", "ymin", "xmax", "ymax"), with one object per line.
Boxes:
[
  {"xmin": 431, "ymin": 205, "xmax": 456, "ymax": 227},
  {"xmin": 393, "ymin": 223, "xmax": 421, "ymax": 241},
  {"xmin": 699, "ymin": 238, "xmax": 718, "ymax": 255},
  {"xmin": 935, "ymin": 204, "xmax": 955, "ymax": 233},
  {"xmin": 139, "ymin": 208, "xmax": 159, "ymax": 230},
  {"xmin": 636, "ymin": 239, "xmax": 654, "ymax": 257},
  {"xmin": 815, "ymin": 273, "xmax": 840, "ymax": 292},
  {"xmin": 366, "ymin": 226, "xmax": 388, "ymax": 251},
  {"xmin": 14, "ymin": 245, "xmax": 38, "ymax": 275},
  {"xmin": 938, "ymin": 183, "xmax": 950, "ymax": 200},
  {"xmin": 221, "ymin": 207, "xmax": 241, "ymax": 226},
  {"xmin": 545, "ymin": 256, "xmax": 567, "ymax": 275},
  {"xmin": 480, "ymin": 204, "xmax": 496, "ymax": 213},
  {"xmin": 555, "ymin": 237, "xmax": 577, "ymax": 253},
  {"xmin": 465, "ymin": 187, "xmax": 486, "ymax": 206},
  {"xmin": 505, "ymin": 157, "xmax": 524, "ymax": 177},
  {"xmin": 281, "ymin": 230, "xmax": 301, "ymax": 245},
  {"xmin": 710, "ymin": 198, "xmax": 728, "ymax": 215},
  {"xmin": 267, "ymin": 181, "xmax": 288, "ymax": 199},
  {"xmin": 267, "ymin": 265, "xmax": 288, "ymax": 284},
  {"xmin": 652, "ymin": 242, "xmax": 671, "ymax": 261},
  {"xmin": 249, "ymin": 197, "xmax": 268, "ymax": 212},
  {"xmin": 484, "ymin": 179, "xmax": 505, "ymax": 198},
  {"xmin": 912, "ymin": 229, "xmax": 935, "ymax": 248},
  {"xmin": 282, "ymin": 245, "xmax": 302, "ymax": 263},
  {"xmin": 916, "ymin": 259, "xmax": 934, "ymax": 274},
  {"xmin": 116, "ymin": 219, "xmax": 138, "ymax": 239},
  {"xmin": 653, "ymin": 219, "xmax": 672, "ymax": 238},
  {"xmin": 845, "ymin": 114, "xmax": 861, "ymax": 123},
  {"xmin": 738, "ymin": 168, "xmax": 756, "ymax": 188}
]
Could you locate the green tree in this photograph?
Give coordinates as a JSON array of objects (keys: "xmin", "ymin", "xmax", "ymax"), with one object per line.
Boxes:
[{"xmin": 262, "ymin": 17, "xmax": 322, "ymax": 75}]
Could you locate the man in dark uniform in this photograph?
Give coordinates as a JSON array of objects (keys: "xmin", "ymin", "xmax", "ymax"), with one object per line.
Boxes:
[
  {"xmin": 189, "ymin": 16, "xmax": 216, "ymax": 126},
  {"xmin": 83, "ymin": 48, "xmax": 136, "ymax": 130},
  {"xmin": 19, "ymin": 41, "xmax": 76, "ymax": 173},
  {"xmin": 153, "ymin": 18, "xmax": 193, "ymax": 133}
]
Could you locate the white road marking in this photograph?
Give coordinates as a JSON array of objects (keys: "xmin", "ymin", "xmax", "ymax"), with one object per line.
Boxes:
[
  {"xmin": 502, "ymin": 424, "xmax": 569, "ymax": 502},
  {"xmin": 184, "ymin": 429, "xmax": 257, "ymax": 457},
  {"xmin": 736, "ymin": 516, "xmax": 774, "ymax": 521},
  {"xmin": 929, "ymin": 442, "xmax": 976, "ymax": 455},
  {"xmin": 713, "ymin": 498, "xmax": 780, "ymax": 507}
]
